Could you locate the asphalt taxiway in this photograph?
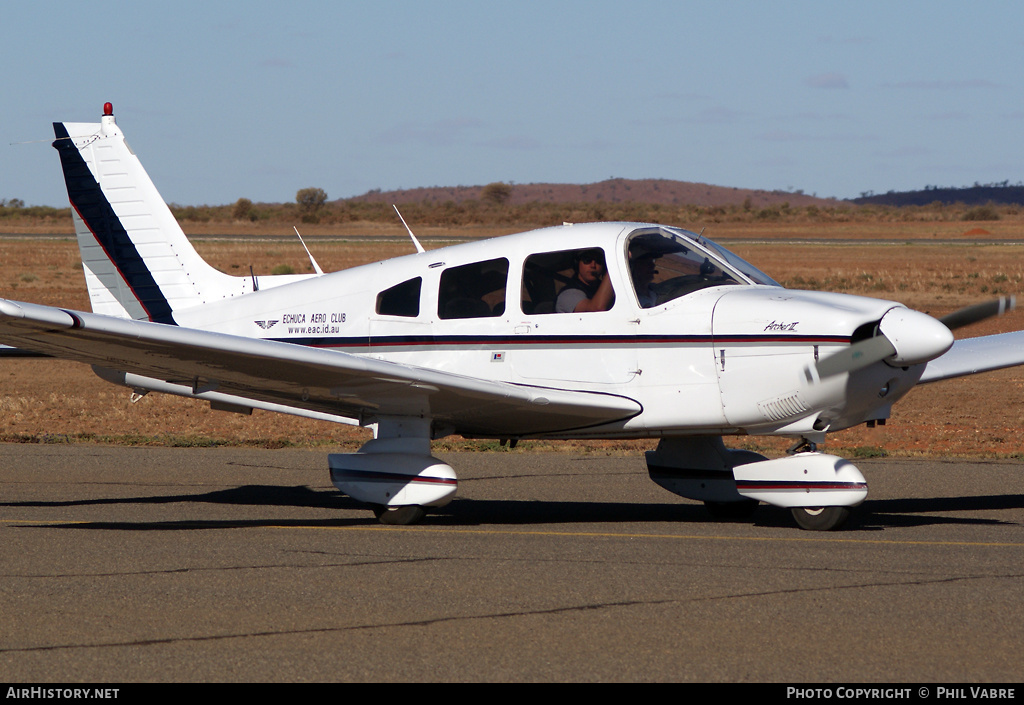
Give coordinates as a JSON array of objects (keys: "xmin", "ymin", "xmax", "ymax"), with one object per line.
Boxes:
[{"xmin": 1, "ymin": 444, "xmax": 1022, "ymax": 682}]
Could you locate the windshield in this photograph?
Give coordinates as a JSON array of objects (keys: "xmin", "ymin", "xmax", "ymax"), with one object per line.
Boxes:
[
  {"xmin": 626, "ymin": 227, "xmax": 779, "ymax": 308},
  {"xmin": 681, "ymin": 228, "xmax": 779, "ymax": 287}
]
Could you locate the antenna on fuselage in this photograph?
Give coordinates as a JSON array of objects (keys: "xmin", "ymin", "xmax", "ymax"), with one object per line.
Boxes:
[
  {"xmin": 293, "ymin": 226, "xmax": 324, "ymax": 275},
  {"xmin": 393, "ymin": 205, "xmax": 425, "ymax": 254}
]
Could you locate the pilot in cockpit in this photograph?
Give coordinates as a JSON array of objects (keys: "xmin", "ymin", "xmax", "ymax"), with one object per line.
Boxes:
[{"xmin": 628, "ymin": 241, "xmax": 661, "ymax": 308}]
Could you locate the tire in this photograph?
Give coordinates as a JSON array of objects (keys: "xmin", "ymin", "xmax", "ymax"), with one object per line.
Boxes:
[
  {"xmin": 790, "ymin": 506, "xmax": 851, "ymax": 531},
  {"xmin": 373, "ymin": 505, "xmax": 428, "ymax": 525}
]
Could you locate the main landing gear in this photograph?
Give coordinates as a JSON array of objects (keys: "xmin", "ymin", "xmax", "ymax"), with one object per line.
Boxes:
[{"xmin": 329, "ymin": 421, "xmax": 457, "ymax": 527}]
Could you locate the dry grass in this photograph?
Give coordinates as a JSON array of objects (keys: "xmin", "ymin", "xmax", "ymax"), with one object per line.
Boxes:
[
  {"xmin": 1, "ymin": 222, "xmax": 1023, "ymax": 459},
  {"xmin": 731, "ymin": 242, "xmax": 1024, "ymax": 313},
  {"xmin": 8, "ymin": 211, "xmax": 1024, "ymax": 240}
]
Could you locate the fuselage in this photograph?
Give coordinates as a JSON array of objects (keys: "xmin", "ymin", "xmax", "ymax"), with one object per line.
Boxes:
[{"xmin": 173, "ymin": 222, "xmax": 925, "ymax": 440}]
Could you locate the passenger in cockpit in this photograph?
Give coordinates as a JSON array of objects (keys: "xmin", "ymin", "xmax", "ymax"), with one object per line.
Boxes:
[{"xmin": 556, "ymin": 248, "xmax": 615, "ymax": 313}]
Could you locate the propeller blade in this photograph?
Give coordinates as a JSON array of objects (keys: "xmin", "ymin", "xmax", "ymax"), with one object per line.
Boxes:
[
  {"xmin": 808, "ymin": 297, "xmax": 1012, "ymax": 383},
  {"xmin": 813, "ymin": 334, "xmax": 897, "ymax": 380},
  {"xmin": 938, "ymin": 296, "xmax": 1016, "ymax": 331}
]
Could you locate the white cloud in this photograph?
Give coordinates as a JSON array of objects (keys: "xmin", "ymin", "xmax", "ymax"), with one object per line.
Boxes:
[
  {"xmin": 479, "ymin": 135, "xmax": 543, "ymax": 150},
  {"xmin": 882, "ymin": 79, "xmax": 998, "ymax": 90},
  {"xmin": 680, "ymin": 107, "xmax": 747, "ymax": 125},
  {"xmin": 376, "ymin": 118, "xmax": 486, "ymax": 146},
  {"xmin": 805, "ymin": 73, "xmax": 849, "ymax": 89},
  {"xmin": 258, "ymin": 57, "xmax": 292, "ymax": 69}
]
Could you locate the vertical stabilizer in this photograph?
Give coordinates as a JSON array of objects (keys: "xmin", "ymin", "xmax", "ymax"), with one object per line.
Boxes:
[{"xmin": 52, "ymin": 103, "xmax": 248, "ymax": 322}]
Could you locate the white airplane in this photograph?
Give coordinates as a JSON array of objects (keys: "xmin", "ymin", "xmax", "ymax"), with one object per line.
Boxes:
[{"xmin": 2, "ymin": 104, "xmax": 1022, "ymax": 531}]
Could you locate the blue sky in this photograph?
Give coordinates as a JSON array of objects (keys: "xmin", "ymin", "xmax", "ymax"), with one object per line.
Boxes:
[{"xmin": 3, "ymin": 1, "xmax": 1023, "ymax": 207}]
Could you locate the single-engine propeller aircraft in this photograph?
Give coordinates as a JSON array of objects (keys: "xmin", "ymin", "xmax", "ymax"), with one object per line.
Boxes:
[{"xmin": 2, "ymin": 104, "xmax": 1023, "ymax": 530}]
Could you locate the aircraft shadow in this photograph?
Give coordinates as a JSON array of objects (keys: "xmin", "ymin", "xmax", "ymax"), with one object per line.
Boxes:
[
  {"xmin": 0, "ymin": 485, "xmax": 347, "ymax": 511},
  {"xmin": 5, "ymin": 484, "xmax": 1022, "ymax": 532},
  {"xmin": 853, "ymin": 494, "xmax": 1024, "ymax": 529},
  {"xmin": 435, "ymin": 494, "xmax": 1024, "ymax": 530},
  {"xmin": 750, "ymin": 494, "xmax": 1024, "ymax": 530}
]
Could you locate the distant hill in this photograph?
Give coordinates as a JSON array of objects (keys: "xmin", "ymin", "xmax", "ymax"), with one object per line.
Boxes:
[
  {"xmin": 852, "ymin": 184, "xmax": 1024, "ymax": 207},
  {"xmin": 345, "ymin": 178, "xmax": 841, "ymax": 209}
]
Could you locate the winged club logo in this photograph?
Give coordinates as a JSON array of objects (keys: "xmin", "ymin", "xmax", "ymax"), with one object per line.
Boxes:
[{"xmin": 254, "ymin": 320, "xmax": 279, "ymax": 330}]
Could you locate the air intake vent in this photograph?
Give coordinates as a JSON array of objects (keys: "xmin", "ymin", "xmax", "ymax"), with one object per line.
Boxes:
[{"xmin": 757, "ymin": 392, "xmax": 809, "ymax": 422}]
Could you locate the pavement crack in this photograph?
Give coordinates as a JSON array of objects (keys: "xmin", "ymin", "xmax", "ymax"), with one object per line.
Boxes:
[
  {"xmin": 2, "ymin": 571, "xmax": 1018, "ymax": 655},
  {"xmin": 1, "ymin": 556, "xmax": 454, "ymax": 580}
]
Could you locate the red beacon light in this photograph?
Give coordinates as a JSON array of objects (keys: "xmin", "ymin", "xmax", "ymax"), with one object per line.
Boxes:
[{"xmin": 103, "ymin": 102, "xmax": 113, "ymax": 116}]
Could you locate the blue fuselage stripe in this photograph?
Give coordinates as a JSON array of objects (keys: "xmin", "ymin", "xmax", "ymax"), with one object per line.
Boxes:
[{"xmin": 267, "ymin": 333, "xmax": 850, "ymax": 350}]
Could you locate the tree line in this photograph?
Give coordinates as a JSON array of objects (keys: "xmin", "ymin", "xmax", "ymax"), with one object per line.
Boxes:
[{"xmin": 2, "ymin": 184, "xmax": 1019, "ymax": 229}]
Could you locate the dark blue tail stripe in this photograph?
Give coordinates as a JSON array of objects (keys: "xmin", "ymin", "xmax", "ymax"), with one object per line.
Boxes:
[{"xmin": 52, "ymin": 123, "xmax": 176, "ymax": 325}]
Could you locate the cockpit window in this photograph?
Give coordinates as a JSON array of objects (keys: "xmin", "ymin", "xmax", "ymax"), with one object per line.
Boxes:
[
  {"xmin": 438, "ymin": 258, "xmax": 508, "ymax": 319},
  {"xmin": 376, "ymin": 277, "xmax": 422, "ymax": 317},
  {"xmin": 521, "ymin": 248, "xmax": 615, "ymax": 314},
  {"xmin": 627, "ymin": 229, "xmax": 766, "ymax": 308}
]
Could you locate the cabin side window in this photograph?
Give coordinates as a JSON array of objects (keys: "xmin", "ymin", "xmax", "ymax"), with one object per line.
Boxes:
[
  {"xmin": 437, "ymin": 258, "xmax": 508, "ymax": 319},
  {"xmin": 376, "ymin": 277, "xmax": 422, "ymax": 317},
  {"xmin": 521, "ymin": 248, "xmax": 614, "ymax": 315}
]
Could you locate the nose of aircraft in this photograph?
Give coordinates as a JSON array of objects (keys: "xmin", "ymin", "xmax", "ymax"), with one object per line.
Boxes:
[{"xmin": 878, "ymin": 306, "xmax": 954, "ymax": 366}]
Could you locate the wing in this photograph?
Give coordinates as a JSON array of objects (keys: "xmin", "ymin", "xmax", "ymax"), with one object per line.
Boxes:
[
  {"xmin": 0, "ymin": 299, "xmax": 641, "ymax": 436},
  {"xmin": 918, "ymin": 331, "xmax": 1024, "ymax": 384}
]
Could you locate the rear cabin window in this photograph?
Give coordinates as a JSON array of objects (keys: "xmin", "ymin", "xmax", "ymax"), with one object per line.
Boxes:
[
  {"xmin": 521, "ymin": 248, "xmax": 613, "ymax": 314},
  {"xmin": 438, "ymin": 259, "xmax": 508, "ymax": 319},
  {"xmin": 376, "ymin": 277, "xmax": 422, "ymax": 317}
]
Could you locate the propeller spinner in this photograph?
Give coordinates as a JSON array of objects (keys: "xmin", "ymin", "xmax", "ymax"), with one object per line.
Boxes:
[{"xmin": 809, "ymin": 296, "xmax": 1015, "ymax": 381}]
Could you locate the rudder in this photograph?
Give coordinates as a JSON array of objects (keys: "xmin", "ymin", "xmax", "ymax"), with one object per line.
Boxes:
[{"xmin": 52, "ymin": 104, "xmax": 246, "ymax": 322}]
